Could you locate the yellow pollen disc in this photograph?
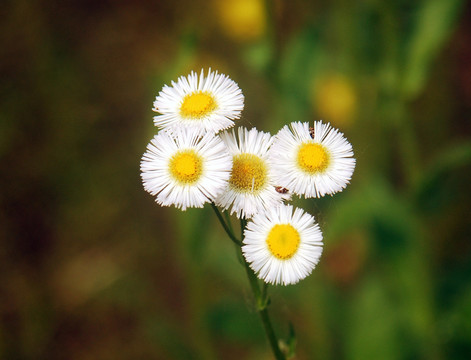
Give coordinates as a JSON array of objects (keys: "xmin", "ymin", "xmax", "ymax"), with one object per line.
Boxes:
[
  {"xmin": 266, "ymin": 224, "xmax": 300, "ymax": 260},
  {"xmin": 180, "ymin": 91, "xmax": 217, "ymax": 119},
  {"xmin": 229, "ymin": 153, "xmax": 267, "ymax": 192},
  {"xmin": 296, "ymin": 142, "xmax": 330, "ymax": 174},
  {"xmin": 169, "ymin": 150, "xmax": 203, "ymax": 184}
]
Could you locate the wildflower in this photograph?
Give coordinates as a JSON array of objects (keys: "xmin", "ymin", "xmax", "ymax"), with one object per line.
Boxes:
[
  {"xmin": 269, "ymin": 121, "xmax": 355, "ymax": 198},
  {"xmin": 242, "ymin": 204, "xmax": 323, "ymax": 285},
  {"xmin": 215, "ymin": 127, "xmax": 286, "ymax": 218},
  {"xmin": 153, "ymin": 69, "xmax": 244, "ymax": 133},
  {"xmin": 141, "ymin": 128, "xmax": 232, "ymax": 210}
]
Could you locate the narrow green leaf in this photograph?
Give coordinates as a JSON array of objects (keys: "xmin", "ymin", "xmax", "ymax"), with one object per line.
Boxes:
[{"xmin": 401, "ymin": 0, "xmax": 463, "ymax": 99}]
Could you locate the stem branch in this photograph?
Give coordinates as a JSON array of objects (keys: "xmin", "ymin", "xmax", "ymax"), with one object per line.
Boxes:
[
  {"xmin": 240, "ymin": 219, "xmax": 285, "ymax": 360},
  {"xmin": 210, "ymin": 203, "xmax": 242, "ymax": 246},
  {"xmin": 210, "ymin": 206, "xmax": 285, "ymax": 359}
]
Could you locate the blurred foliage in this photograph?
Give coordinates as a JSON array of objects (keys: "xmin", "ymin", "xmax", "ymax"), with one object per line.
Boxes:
[{"xmin": 1, "ymin": 0, "xmax": 471, "ymax": 359}]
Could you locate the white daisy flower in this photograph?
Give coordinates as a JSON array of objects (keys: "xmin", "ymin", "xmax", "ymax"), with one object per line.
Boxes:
[
  {"xmin": 214, "ymin": 127, "xmax": 286, "ymax": 219},
  {"xmin": 242, "ymin": 204, "xmax": 323, "ymax": 286},
  {"xmin": 141, "ymin": 128, "xmax": 232, "ymax": 210},
  {"xmin": 153, "ymin": 69, "xmax": 244, "ymax": 133},
  {"xmin": 269, "ymin": 121, "xmax": 355, "ymax": 198}
]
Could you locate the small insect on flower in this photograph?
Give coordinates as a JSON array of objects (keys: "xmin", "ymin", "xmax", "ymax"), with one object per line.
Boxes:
[
  {"xmin": 141, "ymin": 128, "xmax": 232, "ymax": 210},
  {"xmin": 153, "ymin": 69, "xmax": 244, "ymax": 133},
  {"xmin": 269, "ymin": 121, "xmax": 356, "ymax": 198},
  {"xmin": 274, "ymin": 186, "xmax": 289, "ymax": 194},
  {"xmin": 309, "ymin": 127, "xmax": 315, "ymax": 139},
  {"xmin": 242, "ymin": 204, "xmax": 323, "ymax": 285}
]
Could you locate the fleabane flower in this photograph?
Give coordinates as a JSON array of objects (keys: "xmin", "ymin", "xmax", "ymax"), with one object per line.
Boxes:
[
  {"xmin": 242, "ymin": 204, "xmax": 323, "ymax": 285},
  {"xmin": 153, "ymin": 69, "xmax": 244, "ymax": 133},
  {"xmin": 269, "ymin": 121, "xmax": 355, "ymax": 198},
  {"xmin": 214, "ymin": 127, "xmax": 286, "ymax": 219},
  {"xmin": 141, "ymin": 128, "xmax": 232, "ymax": 210}
]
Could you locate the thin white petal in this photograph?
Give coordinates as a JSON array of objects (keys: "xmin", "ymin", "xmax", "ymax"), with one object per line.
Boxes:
[
  {"xmin": 242, "ymin": 204, "xmax": 323, "ymax": 286},
  {"xmin": 269, "ymin": 121, "xmax": 356, "ymax": 198},
  {"xmin": 141, "ymin": 128, "xmax": 232, "ymax": 210},
  {"xmin": 153, "ymin": 69, "xmax": 244, "ymax": 133}
]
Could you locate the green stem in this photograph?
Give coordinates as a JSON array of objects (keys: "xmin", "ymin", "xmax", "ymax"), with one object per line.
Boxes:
[
  {"xmin": 260, "ymin": 308, "xmax": 285, "ymax": 359},
  {"xmin": 211, "ymin": 206, "xmax": 285, "ymax": 359},
  {"xmin": 243, "ymin": 255, "xmax": 262, "ymax": 303},
  {"xmin": 240, "ymin": 219, "xmax": 285, "ymax": 360},
  {"xmin": 262, "ymin": 282, "xmax": 268, "ymax": 304},
  {"xmin": 210, "ymin": 203, "xmax": 242, "ymax": 246},
  {"xmin": 240, "ymin": 217, "xmax": 247, "ymax": 239},
  {"xmin": 242, "ymin": 252, "xmax": 284, "ymax": 359},
  {"xmin": 223, "ymin": 210, "xmax": 234, "ymax": 235}
]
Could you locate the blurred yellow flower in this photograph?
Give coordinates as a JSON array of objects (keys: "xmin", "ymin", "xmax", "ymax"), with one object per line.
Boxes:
[
  {"xmin": 313, "ymin": 74, "xmax": 357, "ymax": 127},
  {"xmin": 214, "ymin": 0, "xmax": 266, "ymax": 42}
]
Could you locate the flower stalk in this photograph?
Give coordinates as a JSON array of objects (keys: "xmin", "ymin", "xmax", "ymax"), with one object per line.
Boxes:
[
  {"xmin": 211, "ymin": 206, "xmax": 286, "ymax": 359},
  {"xmin": 242, "ymin": 249, "xmax": 285, "ymax": 360},
  {"xmin": 210, "ymin": 203, "xmax": 242, "ymax": 246}
]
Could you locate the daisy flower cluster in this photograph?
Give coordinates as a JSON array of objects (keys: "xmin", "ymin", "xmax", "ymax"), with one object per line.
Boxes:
[{"xmin": 141, "ymin": 69, "xmax": 355, "ymax": 286}]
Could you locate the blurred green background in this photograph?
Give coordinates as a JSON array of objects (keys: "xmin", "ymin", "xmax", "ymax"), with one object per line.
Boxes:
[{"xmin": 1, "ymin": 0, "xmax": 471, "ymax": 359}]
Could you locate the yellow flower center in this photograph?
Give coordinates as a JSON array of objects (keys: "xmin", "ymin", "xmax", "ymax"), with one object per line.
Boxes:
[
  {"xmin": 180, "ymin": 91, "xmax": 217, "ymax": 119},
  {"xmin": 169, "ymin": 150, "xmax": 203, "ymax": 184},
  {"xmin": 296, "ymin": 142, "xmax": 330, "ymax": 174},
  {"xmin": 229, "ymin": 153, "xmax": 267, "ymax": 192},
  {"xmin": 266, "ymin": 224, "xmax": 300, "ymax": 260}
]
